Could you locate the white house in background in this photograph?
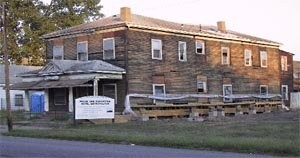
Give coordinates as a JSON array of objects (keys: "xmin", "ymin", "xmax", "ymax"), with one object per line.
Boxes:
[{"xmin": 0, "ymin": 64, "xmax": 41, "ymax": 111}]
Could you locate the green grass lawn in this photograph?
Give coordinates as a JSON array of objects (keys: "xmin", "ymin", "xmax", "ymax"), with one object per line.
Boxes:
[{"xmin": 4, "ymin": 120, "xmax": 300, "ymax": 156}]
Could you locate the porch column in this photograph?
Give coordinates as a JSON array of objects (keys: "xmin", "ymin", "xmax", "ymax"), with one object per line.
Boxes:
[
  {"xmin": 93, "ymin": 78, "xmax": 99, "ymax": 96},
  {"xmin": 44, "ymin": 89, "xmax": 49, "ymax": 112},
  {"xmin": 24, "ymin": 90, "xmax": 30, "ymax": 111},
  {"xmin": 68, "ymin": 87, "xmax": 73, "ymax": 112}
]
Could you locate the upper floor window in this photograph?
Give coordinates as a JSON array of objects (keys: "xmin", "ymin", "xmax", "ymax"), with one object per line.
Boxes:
[
  {"xmin": 103, "ymin": 38, "xmax": 115, "ymax": 60},
  {"xmin": 196, "ymin": 40, "xmax": 205, "ymax": 54},
  {"xmin": 151, "ymin": 39, "xmax": 162, "ymax": 60},
  {"xmin": 77, "ymin": 41, "xmax": 88, "ymax": 61},
  {"xmin": 178, "ymin": 41, "xmax": 187, "ymax": 61},
  {"xmin": 221, "ymin": 47, "xmax": 230, "ymax": 65},
  {"xmin": 281, "ymin": 56, "xmax": 288, "ymax": 71},
  {"xmin": 244, "ymin": 49, "xmax": 252, "ymax": 66},
  {"xmin": 260, "ymin": 85, "xmax": 268, "ymax": 95},
  {"xmin": 53, "ymin": 45, "xmax": 63, "ymax": 60},
  {"xmin": 260, "ymin": 51, "xmax": 267, "ymax": 67}
]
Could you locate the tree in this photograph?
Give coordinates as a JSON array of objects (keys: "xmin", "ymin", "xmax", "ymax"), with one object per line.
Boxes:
[{"xmin": 0, "ymin": 0, "xmax": 103, "ymax": 65}]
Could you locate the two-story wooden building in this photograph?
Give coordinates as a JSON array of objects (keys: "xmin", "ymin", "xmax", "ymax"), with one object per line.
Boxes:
[{"xmin": 12, "ymin": 7, "xmax": 293, "ymax": 114}]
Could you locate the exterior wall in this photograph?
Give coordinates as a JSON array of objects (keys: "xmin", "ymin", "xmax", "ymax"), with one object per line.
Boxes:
[
  {"xmin": 293, "ymin": 61, "xmax": 300, "ymax": 92},
  {"xmin": 126, "ymin": 29, "xmax": 283, "ymax": 104},
  {"xmin": 44, "ymin": 28, "xmax": 287, "ymax": 108},
  {"xmin": 0, "ymin": 86, "xmax": 26, "ymax": 111},
  {"xmin": 279, "ymin": 51, "xmax": 293, "ymax": 106}
]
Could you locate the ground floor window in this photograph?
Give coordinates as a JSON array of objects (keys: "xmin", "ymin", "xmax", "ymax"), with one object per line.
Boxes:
[
  {"xmin": 281, "ymin": 85, "xmax": 288, "ymax": 100},
  {"xmin": 54, "ymin": 88, "xmax": 67, "ymax": 106},
  {"xmin": 153, "ymin": 84, "xmax": 165, "ymax": 104},
  {"xmin": 197, "ymin": 81, "xmax": 207, "ymax": 93},
  {"xmin": 223, "ymin": 84, "xmax": 232, "ymax": 102},
  {"xmin": 103, "ymin": 84, "xmax": 117, "ymax": 104},
  {"xmin": 14, "ymin": 94, "xmax": 24, "ymax": 106},
  {"xmin": 260, "ymin": 85, "xmax": 268, "ymax": 95}
]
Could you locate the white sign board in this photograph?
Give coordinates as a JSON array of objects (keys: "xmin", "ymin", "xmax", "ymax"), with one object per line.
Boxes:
[{"xmin": 75, "ymin": 96, "xmax": 114, "ymax": 120}]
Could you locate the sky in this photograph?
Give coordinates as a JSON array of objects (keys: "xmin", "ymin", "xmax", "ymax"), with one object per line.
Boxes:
[{"xmin": 43, "ymin": 0, "xmax": 300, "ymax": 61}]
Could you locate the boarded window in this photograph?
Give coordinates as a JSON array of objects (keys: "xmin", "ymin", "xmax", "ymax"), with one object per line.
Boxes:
[
  {"xmin": 281, "ymin": 56, "xmax": 288, "ymax": 71},
  {"xmin": 103, "ymin": 38, "xmax": 115, "ymax": 60},
  {"xmin": 221, "ymin": 47, "xmax": 230, "ymax": 65},
  {"xmin": 260, "ymin": 51, "xmax": 267, "ymax": 67},
  {"xmin": 53, "ymin": 45, "xmax": 63, "ymax": 60},
  {"xmin": 15, "ymin": 94, "xmax": 23, "ymax": 106},
  {"xmin": 77, "ymin": 41, "xmax": 88, "ymax": 61},
  {"xmin": 178, "ymin": 41, "xmax": 187, "ymax": 61},
  {"xmin": 260, "ymin": 85, "xmax": 268, "ymax": 95},
  {"xmin": 244, "ymin": 49, "xmax": 252, "ymax": 66},
  {"xmin": 196, "ymin": 40, "xmax": 205, "ymax": 54},
  {"xmin": 151, "ymin": 39, "xmax": 162, "ymax": 60}
]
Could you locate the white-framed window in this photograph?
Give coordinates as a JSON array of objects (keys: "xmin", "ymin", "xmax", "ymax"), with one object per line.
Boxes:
[
  {"xmin": 281, "ymin": 56, "xmax": 288, "ymax": 71},
  {"xmin": 178, "ymin": 41, "xmax": 187, "ymax": 61},
  {"xmin": 281, "ymin": 85, "xmax": 288, "ymax": 100},
  {"xmin": 151, "ymin": 39, "xmax": 162, "ymax": 60},
  {"xmin": 221, "ymin": 47, "xmax": 230, "ymax": 65},
  {"xmin": 153, "ymin": 84, "xmax": 165, "ymax": 103},
  {"xmin": 197, "ymin": 81, "xmax": 207, "ymax": 93},
  {"xmin": 103, "ymin": 84, "xmax": 117, "ymax": 104},
  {"xmin": 196, "ymin": 40, "xmax": 205, "ymax": 54},
  {"xmin": 103, "ymin": 38, "xmax": 115, "ymax": 60},
  {"xmin": 77, "ymin": 41, "xmax": 88, "ymax": 61},
  {"xmin": 14, "ymin": 94, "xmax": 24, "ymax": 107},
  {"xmin": 53, "ymin": 45, "xmax": 63, "ymax": 60},
  {"xmin": 260, "ymin": 85, "xmax": 268, "ymax": 95},
  {"xmin": 244, "ymin": 49, "xmax": 252, "ymax": 66},
  {"xmin": 260, "ymin": 51, "xmax": 267, "ymax": 67},
  {"xmin": 223, "ymin": 84, "xmax": 232, "ymax": 102}
]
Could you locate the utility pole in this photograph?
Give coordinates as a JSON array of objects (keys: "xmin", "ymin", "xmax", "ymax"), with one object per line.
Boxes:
[{"xmin": 2, "ymin": 1, "xmax": 13, "ymax": 132}]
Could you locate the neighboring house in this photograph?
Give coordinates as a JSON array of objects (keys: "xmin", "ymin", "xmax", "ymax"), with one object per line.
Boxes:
[
  {"xmin": 293, "ymin": 61, "xmax": 300, "ymax": 92},
  {"xmin": 0, "ymin": 64, "xmax": 41, "ymax": 111},
  {"xmin": 11, "ymin": 7, "xmax": 294, "ymax": 113}
]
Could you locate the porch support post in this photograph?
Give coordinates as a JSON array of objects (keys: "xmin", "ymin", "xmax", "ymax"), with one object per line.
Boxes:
[
  {"xmin": 24, "ymin": 90, "xmax": 30, "ymax": 111},
  {"xmin": 44, "ymin": 89, "xmax": 49, "ymax": 112},
  {"xmin": 93, "ymin": 78, "xmax": 99, "ymax": 96},
  {"xmin": 68, "ymin": 87, "xmax": 73, "ymax": 112}
]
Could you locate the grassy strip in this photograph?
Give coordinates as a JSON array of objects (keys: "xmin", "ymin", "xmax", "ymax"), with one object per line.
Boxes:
[{"xmin": 4, "ymin": 120, "xmax": 300, "ymax": 156}]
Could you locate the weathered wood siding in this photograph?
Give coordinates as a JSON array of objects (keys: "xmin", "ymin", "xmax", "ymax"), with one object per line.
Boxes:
[{"xmin": 126, "ymin": 29, "xmax": 283, "ymax": 104}]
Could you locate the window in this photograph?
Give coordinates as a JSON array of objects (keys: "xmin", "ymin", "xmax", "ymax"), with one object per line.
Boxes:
[
  {"xmin": 197, "ymin": 81, "xmax": 207, "ymax": 93},
  {"xmin": 244, "ymin": 49, "xmax": 252, "ymax": 66},
  {"xmin": 54, "ymin": 89, "xmax": 67, "ymax": 105},
  {"xmin": 281, "ymin": 85, "xmax": 288, "ymax": 100},
  {"xmin": 281, "ymin": 56, "xmax": 288, "ymax": 71},
  {"xmin": 103, "ymin": 84, "xmax": 117, "ymax": 104},
  {"xmin": 260, "ymin": 51, "xmax": 267, "ymax": 67},
  {"xmin": 103, "ymin": 38, "xmax": 115, "ymax": 60},
  {"xmin": 153, "ymin": 84, "xmax": 165, "ymax": 104},
  {"xmin": 223, "ymin": 84, "xmax": 232, "ymax": 102},
  {"xmin": 260, "ymin": 85, "xmax": 268, "ymax": 95},
  {"xmin": 77, "ymin": 41, "xmax": 88, "ymax": 61},
  {"xmin": 178, "ymin": 41, "xmax": 187, "ymax": 61},
  {"xmin": 14, "ymin": 94, "xmax": 23, "ymax": 106},
  {"xmin": 221, "ymin": 47, "xmax": 230, "ymax": 65},
  {"xmin": 53, "ymin": 45, "xmax": 63, "ymax": 60},
  {"xmin": 151, "ymin": 39, "xmax": 162, "ymax": 60},
  {"xmin": 196, "ymin": 40, "xmax": 205, "ymax": 54}
]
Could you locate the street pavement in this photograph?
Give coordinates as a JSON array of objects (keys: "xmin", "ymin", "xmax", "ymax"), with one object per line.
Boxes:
[{"xmin": 0, "ymin": 135, "xmax": 278, "ymax": 158}]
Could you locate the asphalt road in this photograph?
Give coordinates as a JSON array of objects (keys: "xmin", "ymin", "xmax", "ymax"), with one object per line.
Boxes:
[{"xmin": 0, "ymin": 135, "xmax": 278, "ymax": 158}]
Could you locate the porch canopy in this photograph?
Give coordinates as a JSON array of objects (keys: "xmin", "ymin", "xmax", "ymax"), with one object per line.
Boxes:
[{"xmin": 10, "ymin": 78, "xmax": 93, "ymax": 90}]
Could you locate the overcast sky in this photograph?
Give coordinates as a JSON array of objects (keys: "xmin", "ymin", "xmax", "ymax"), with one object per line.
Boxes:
[{"xmin": 43, "ymin": 0, "xmax": 300, "ymax": 60}]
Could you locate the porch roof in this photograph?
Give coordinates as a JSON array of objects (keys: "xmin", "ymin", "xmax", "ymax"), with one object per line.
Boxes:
[{"xmin": 10, "ymin": 78, "xmax": 92, "ymax": 90}]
